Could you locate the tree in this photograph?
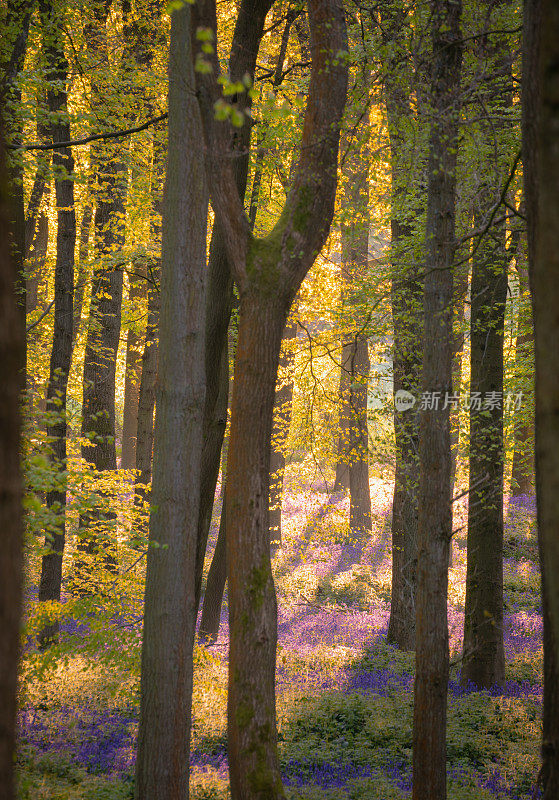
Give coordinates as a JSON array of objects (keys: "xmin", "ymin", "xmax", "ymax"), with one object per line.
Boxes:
[
  {"xmin": 134, "ymin": 3, "xmax": 208, "ymax": 797},
  {"xmin": 37, "ymin": 0, "xmax": 76, "ymax": 647},
  {"xmin": 0, "ymin": 124, "xmax": 25, "ymax": 800},
  {"xmin": 380, "ymin": 0, "xmax": 423, "ymax": 651},
  {"xmin": 412, "ymin": 0, "xmax": 462, "ymax": 797},
  {"xmin": 194, "ymin": 0, "xmax": 347, "ymax": 795},
  {"xmin": 461, "ymin": 6, "xmax": 517, "ymax": 688},
  {"xmin": 522, "ymin": 0, "xmax": 559, "ymax": 795},
  {"xmin": 193, "ymin": 0, "xmax": 274, "ymax": 609}
]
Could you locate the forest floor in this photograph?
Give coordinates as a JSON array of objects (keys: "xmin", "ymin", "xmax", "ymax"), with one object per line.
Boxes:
[{"xmin": 17, "ymin": 469, "xmax": 542, "ymax": 799}]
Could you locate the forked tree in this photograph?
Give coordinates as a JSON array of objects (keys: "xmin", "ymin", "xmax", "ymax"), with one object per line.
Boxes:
[{"xmin": 193, "ymin": 0, "xmax": 348, "ymax": 795}]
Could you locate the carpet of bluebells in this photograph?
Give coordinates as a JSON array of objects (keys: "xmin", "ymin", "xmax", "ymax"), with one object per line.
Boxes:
[{"xmin": 17, "ymin": 475, "xmax": 542, "ymax": 799}]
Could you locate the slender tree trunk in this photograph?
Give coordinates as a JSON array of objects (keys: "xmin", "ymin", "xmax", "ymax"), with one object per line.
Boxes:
[
  {"xmin": 135, "ymin": 5, "xmax": 208, "ymax": 797},
  {"xmin": 72, "ymin": 200, "xmax": 92, "ymax": 339},
  {"xmin": 461, "ymin": 196, "xmax": 507, "ymax": 688},
  {"xmin": 461, "ymin": 12, "xmax": 514, "ymax": 688},
  {"xmin": 382, "ymin": 1, "xmax": 422, "ymax": 650},
  {"xmin": 198, "ymin": 491, "xmax": 228, "ymax": 645},
  {"xmin": 348, "ymin": 333, "xmax": 371, "ymax": 542},
  {"xmin": 334, "ymin": 338, "xmax": 352, "ymax": 491},
  {"xmin": 37, "ymin": 0, "xmax": 76, "ymax": 648},
  {"xmin": 121, "ymin": 276, "xmax": 146, "ymax": 469},
  {"xmin": 134, "ymin": 123, "xmax": 164, "ymax": 501},
  {"xmin": 78, "ymin": 1, "xmax": 126, "ymax": 578},
  {"xmin": 0, "ymin": 124, "xmax": 25, "ymax": 800},
  {"xmin": 26, "ymin": 203, "xmax": 49, "ymax": 316},
  {"xmin": 522, "ymin": 1, "xmax": 559, "ymax": 795},
  {"xmin": 269, "ymin": 319, "xmax": 297, "ymax": 550},
  {"xmin": 510, "ymin": 264, "xmax": 534, "ymax": 496},
  {"xmin": 412, "ymin": 1, "xmax": 462, "ymax": 798}
]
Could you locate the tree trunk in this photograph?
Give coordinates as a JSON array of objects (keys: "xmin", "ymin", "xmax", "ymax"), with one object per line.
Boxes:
[
  {"xmin": 198, "ymin": 493, "xmax": 227, "ymax": 645},
  {"xmin": 0, "ymin": 124, "xmax": 25, "ymax": 800},
  {"xmin": 334, "ymin": 338, "xmax": 352, "ymax": 491},
  {"xmin": 522, "ymin": 0, "xmax": 559, "ymax": 795},
  {"xmin": 37, "ymin": 0, "xmax": 76, "ymax": 648},
  {"xmin": 412, "ymin": 1, "xmax": 462, "ymax": 798},
  {"xmin": 381, "ymin": 1, "xmax": 422, "ymax": 651},
  {"xmin": 78, "ymin": 1, "xmax": 127, "ymax": 578},
  {"xmin": 0, "ymin": 0, "xmax": 34, "ymax": 372},
  {"xmin": 134, "ymin": 123, "xmax": 164, "ymax": 502},
  {"xmin": 121, "ymin": 276, "xmax": 146, "ymax": 469},
  {"xmin": 72, "ymin": 200, "xmax": 92, "ymax": 340},
  {"xmin": 135, "ymin": 5, "xmax": 208, "ymax": 797},
  {"xmin": 461, "ymin": 193, "xmax": 507, "ymax": 688},
  {"xmin": 348, "ymin": 334, "xmax": 371, "ymax": 543},
  {"xmin": 193, "ymin": 0, "xmax": 274, "ymax": 609},
  {"xmin": 510, "ymin": 264, "xmax": 534, "ymax": 497},
  {"xmin": 194, "ymin": 0, "xmax": 347, "ymax": 794},
  {"xmin": 269, "ymin": 319, "xmax": 297, "ymax": 550},
  {"xmin": 461, "ymin": 11, "xmax": 514, "ymax": 689}
]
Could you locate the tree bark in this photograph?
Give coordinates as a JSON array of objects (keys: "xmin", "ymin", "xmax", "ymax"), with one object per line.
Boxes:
[
  {"xmin": 198, "ymin": 491, "xmax": 228, "ymax": 645},
  {"xmin": 37, "ymin": 0, "xmax": 76, "ymax": 647},
  {"xmin": 461, "ymin": 10, "xmax": 514, "ymax": 689},
  {"xmin": 381, "ymin": 1, "xmax": 422, "ymax": 651},
  {"xmin": 412, "ymin": 1, "xmax": 462, "ymax": 798},
  {"xmin": 522, "ymin": 0, "xmax": 559, "ymax": 795},
  {"xmin": 135, "ymin": 5, "xmax": 208, "ymax": 798},
  {"xmin": 194, "ymin": 1, "xmax": 347, "ymax": 796},
  {"xmin": 0, "ymin": 124, "xmax": 25, "ymax": 800}
]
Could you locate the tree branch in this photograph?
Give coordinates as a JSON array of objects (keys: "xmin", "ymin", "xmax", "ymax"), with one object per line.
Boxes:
[{"xmin": 13, "ymin": 113, "xmax": 168, "ymax": 151}]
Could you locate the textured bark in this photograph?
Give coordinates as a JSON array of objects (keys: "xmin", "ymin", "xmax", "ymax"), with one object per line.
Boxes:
[
  {"xmin": 461, "ymin": 10, "xmax": 514, "ymax": 689},
  {"xmin": 522, "ymin": 0, "xmax": 559, "ymax": 795},
  {"xmin": 382, "ymin": 2, "xmax": 422, "ymax": 651},
  {"xmin": 269, "ymin": 319, "xmax": 297, "ymax": 550},
  {"xmin": 194, "ymin": 1, "xmax": 347, "ymax": 796},
  {"xmin": 121, "ymin": 277, "xmax": 146, "ymax": 469},
  {"xmin": 37, "ymin": 0, "xmax": 76, "ymax": 647},
  {"xmin": 135, "ymin": 5, "xmax": 208, "ymax": 798},
  {"xmin": 0, "ymin": 0, "xmax": 34, "ymax": 366},
  {"xmin": 412, "ymin": 1, "xmax": 462, "ymax": 798},
  {"xmin": 0, "ymin": 126, "xmax": 25, "ymax": 800}
]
